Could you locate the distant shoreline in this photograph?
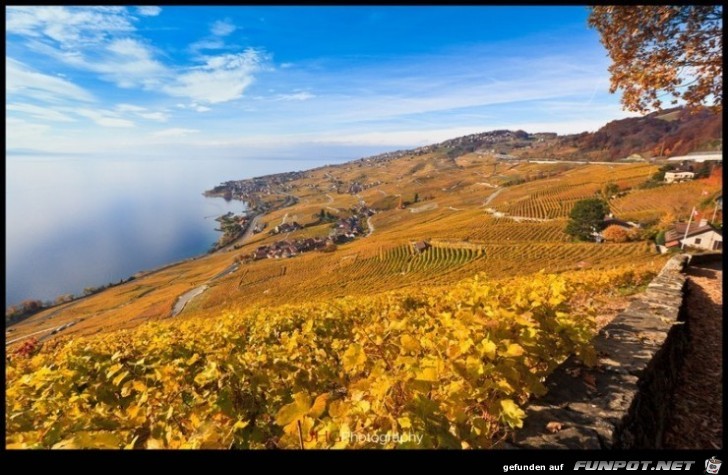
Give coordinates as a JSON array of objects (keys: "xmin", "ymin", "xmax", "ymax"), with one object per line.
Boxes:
[{"xmin": 6, "ymin": 194, "xmax": 254, "ymax": 317}]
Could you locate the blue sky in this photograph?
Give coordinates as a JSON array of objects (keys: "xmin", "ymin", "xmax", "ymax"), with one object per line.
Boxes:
[{"xmin": 6, "ymin": 6, "xmax": 638, "ymax": 160}]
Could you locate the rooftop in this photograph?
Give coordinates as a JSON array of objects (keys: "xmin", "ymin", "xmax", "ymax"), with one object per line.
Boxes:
[{"xmin": 667, "ymin": 152, "xmax": 722, "ymax": 162}]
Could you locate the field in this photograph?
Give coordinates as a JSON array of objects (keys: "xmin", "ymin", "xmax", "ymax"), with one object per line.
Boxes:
[
  {"xmin": 6, "ymin": 262, "xmax": 663, "ymax": 448},
  {"xmin": 7, "ymin": 149, "xmax": 721, "ymax": 449}
]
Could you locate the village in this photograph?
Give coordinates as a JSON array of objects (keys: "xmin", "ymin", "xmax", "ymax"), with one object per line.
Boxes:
[{"xmin": 248, "ymin": 205, "xmax": 376, "ymax": 261}]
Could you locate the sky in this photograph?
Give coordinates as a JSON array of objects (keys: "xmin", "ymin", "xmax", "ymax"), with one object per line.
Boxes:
[{"xmin": 6, "ymin": 6, "xmax": 640, "ymax": 161}]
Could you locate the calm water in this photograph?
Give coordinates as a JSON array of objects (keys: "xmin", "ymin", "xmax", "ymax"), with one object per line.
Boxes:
[{"xmin": 5, "ymin": 156, "xmax": 335, "ymax": 308}]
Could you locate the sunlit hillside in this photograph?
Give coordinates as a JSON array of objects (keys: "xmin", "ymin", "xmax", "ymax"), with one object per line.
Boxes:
[{"xmin": 6, "ymin": 153, "xmax": 700, "ymax": 344}]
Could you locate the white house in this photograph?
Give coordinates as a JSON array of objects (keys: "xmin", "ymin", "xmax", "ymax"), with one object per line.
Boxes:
[
  {"xmin": 665, "ymin": 219, "xmax": 723, "ymax": 251},
  {"xmin": 664, "ymin": 170, "xmax": 695, "ymax": 184}
]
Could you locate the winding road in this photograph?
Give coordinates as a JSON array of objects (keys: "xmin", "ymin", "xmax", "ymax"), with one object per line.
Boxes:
[{"xmin": 219, "ymin": 214, "xmax": 262, "ymax": 253}]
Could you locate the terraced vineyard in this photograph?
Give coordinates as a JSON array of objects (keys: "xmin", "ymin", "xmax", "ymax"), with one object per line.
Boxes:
[
  {"xmin": 489, "ymin": 164, "xmax": 657, "ymax": 219},
  {"xmin": 8, "ymin": 157, "xmax": 711, "ymax": 351},
  {"xmin": 7, "ymin": 264, "xmax": 663, "ymax": 449},
  {"xmin": 610, "ymin": 180, "xmax": 723, "ymax": 222}
]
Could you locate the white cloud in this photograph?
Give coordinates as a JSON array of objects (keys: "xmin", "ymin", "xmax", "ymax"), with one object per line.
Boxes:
[
  {"xmin": 6, "ymin": 6, "xmax": 134, "ymax": 47},
  {"xmin": 11, "ymin": 7, "xmax": 167, "ymax": 89},
  {"xmin": 189, "ymin": 38, "xmax": 225, "ymax": 53},
  {"xmin": 73, "ymin": 108, "xmax": 135, "ymax": 127},
  {"xmin": 152, "ymin": 128, "xmax": 199, "ymax": 137},
  {"xmin": 114, "ymin": 103, "xmax": 168, "ymax": 121},
  {"xmin": 136, "ymin": 6, "xmax": 161, "ymax": 17},
  {"xmin": 280, "ymin": 62, "xmax": 293, "ymax": 69},
  {"xmin": 163, "ymin": 49, "xmax": 267, "ymax": 104},
  {"xmin": 37, "ymin": 37, "xmax": 168, "ymax": 89},
  {"xmin": 211, "ymin": 19, "xmax": 236, "ymax": 37},
  {"xmin": 115, "ymin": 103, "xmax": 147, "ymax": 112},
  {"xmin": 275, "ymin": 91, "xmax": 315, "ymax": 102},
  {"xmin": 174, "ymin": 103, "xmax": 212, "ymax": 112},
  {"xmin": 7, "ymin": 103, "xmax": 77, "ymax": 122},
  {"xmin": 6, "ymin": 57, "xmax": 95, "ymax": 103},
  {"xmin": 138, "ymin": 111, "xmax": 169, "ymax": 122}
]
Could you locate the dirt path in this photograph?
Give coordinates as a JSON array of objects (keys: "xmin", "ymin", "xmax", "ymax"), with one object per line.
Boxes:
[
  {"xmin": 663, "ymin": 259, "xmax": 722, "ymax": 449},
  {"xmin": 6, "ymin": 320, "xmax": 79, "ymax": 346},
  {"xmin": 172, "ymin": 285, "xmax": 208, "ymax": 317},
  {"xmin": 483, "ymin": 187, "xmax": 503, "ymax": 206},
  {"xmin": 366, "ymin": 216, "xmax": 375, "ymax": 237}
]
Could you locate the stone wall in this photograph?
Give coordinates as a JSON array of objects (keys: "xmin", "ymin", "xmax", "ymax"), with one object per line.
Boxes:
[{"xmin": 506, "ymin": 254, "xmax": 692, "ymax": 449}]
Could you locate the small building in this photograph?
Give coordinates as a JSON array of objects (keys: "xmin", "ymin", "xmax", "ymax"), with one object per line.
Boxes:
[
  {"xmin": 602, "ymin": 216, "xmax": 640, "ymax": 230},
  {"xmin": 413, "ymin": 241, "xmax": 431, "ymax": 253},
  {"xmin": 664, "ymin": 220, "xmax": 723, "ymax": 251},
  {"xmin": 664, "ymin": 170, "xmax": 695, "ymax": 184}
]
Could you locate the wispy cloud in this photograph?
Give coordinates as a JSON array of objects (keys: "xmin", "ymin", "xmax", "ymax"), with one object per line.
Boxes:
[
  {"xmin": 189, "ymin": 38, "xmax": 225, "ymax": 53},
  {"xmin": 211, "ymin": 19, "xmax": 236, "ymax": 37},
  {"xmin": 189, "ymin": 18, "xmax": 237, "ymax": 54},
  {"xmin": 115, "ymin": 103, "xmax": 169, "ymax": 121},
  {"xmin": 274, "ymin": 91, "xmax": 315, "ymax": 101},
  {"xmin": 136, "ymin": 6, "xmax": 161, "ymax": 17},
  {"xmin": 152, "ymin": 128, "xmax": 199, "ymax": 137},
  {"xmin": 35, "ymin": 37, "xmax": 168, "ymax": 89},
  {"xmin": 6, "ymin": 57, "xmax": 95, "ymax": 103},
  {"xmin": 7, "ymin": 6, "xmax": 134, "ymax": 47},
  {"xmin": 7, "ymin": 103, "xmax": 77, "ymax": 122},
  {"xmin": 163, "ymin": 49, "xmax": 269, "ymax": 104},
  {"xmin": 73, "ymin": 108, "xmax": 136, "ymax": 127}
]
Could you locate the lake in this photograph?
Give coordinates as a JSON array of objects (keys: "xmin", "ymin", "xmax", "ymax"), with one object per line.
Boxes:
[{"xmin": 5, "ymin": 156, "xmax": 338, "ymax": 308}]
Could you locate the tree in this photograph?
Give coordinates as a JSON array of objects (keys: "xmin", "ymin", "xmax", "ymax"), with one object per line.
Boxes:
[
  {"xmin": 414, "ymin": 193, "xmax": 420, "ymax": 203},
  {"xmin": 588, "ymin": 6, "xmax": 722, "ymax": 113},
  {"xmin": 602, "ymin": 225, "xmax": 630, "ymax": 243},
  {"xmin": 601, "ymin": 182, "xmax": 620, "ymax": 200},
  {"xmin": 566, "ymin": 198, "xmax": 610, "ymax": 241}
]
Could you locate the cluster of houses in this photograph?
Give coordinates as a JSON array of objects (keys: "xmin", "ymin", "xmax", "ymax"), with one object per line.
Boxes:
[
  {"xmin": 252, "ymin": 237, "xmax": 330, "ymax": 260},
  {"xmin": 346, "ymin": 180, "xmax": 383, "ymax": 194},
  {"xmin": 251, "ymin": 206, "xmax": 377, "ymax": 261},
  {"xmin": 329, "ymin": 215, "xmax": 365, "ymax": 243},
  {"xmin": 208, "ymin": 171, "xmax": 306, "ymax": 202},
  {"xmin": 270, "ymin": 222, "xmax": 303, "ymax": 235}
]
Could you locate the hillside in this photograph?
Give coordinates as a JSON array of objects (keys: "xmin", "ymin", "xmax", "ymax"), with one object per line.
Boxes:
[
  {"xmin": 5, "ymin": 115, "xmax": 722, "ymax": 449},
  {"xmin": 333, "ymin": 106, "xmax": 722, "ymax": 164},
  {"xmin": 518, "ymin": 107, "xmax": 723, "ymax": 161}
]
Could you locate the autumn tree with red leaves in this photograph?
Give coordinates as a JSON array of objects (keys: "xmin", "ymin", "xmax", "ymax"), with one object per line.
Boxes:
[{"xmin": 589, "ymin": 6, "xmax": 722, "ymax": 113}]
